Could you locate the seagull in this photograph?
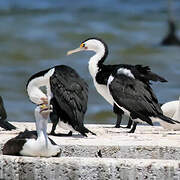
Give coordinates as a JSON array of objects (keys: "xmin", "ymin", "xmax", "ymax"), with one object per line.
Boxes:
[
  {"xmin": 67, "ymin": 37, "xmax": 179, "ymax": 132},
  {"xmin": 3, "ymin": 104, "xmax": 61, "ymax": 157},
  {"xmin": 26, "ymin": 65, "xmax": 95, "ymax": 137}
]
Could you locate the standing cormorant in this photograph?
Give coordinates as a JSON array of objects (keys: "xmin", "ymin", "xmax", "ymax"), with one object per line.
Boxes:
[
  {"xmin": 159, "ymin": 97, "xmax": 180, "ymax": 130},
  {"xmin": 67, "ymin": 37, "xmax": 179, "ymax": 132},
  {"xmin": 26, "ymin": 65, "xmax": 95, "ymax": 137}
]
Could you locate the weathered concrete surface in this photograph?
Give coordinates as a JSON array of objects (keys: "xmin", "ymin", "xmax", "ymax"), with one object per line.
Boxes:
[
  {"xmin": 0, "ymin": 156, "xmax": 180, "ymax": 180},
  {"xmin": 1, "ymin": 122, "xmax": 180, "ymax": 179},
  {"xmin": 1, "ymin": 123, "xmax": 180, "ymax": 160}
]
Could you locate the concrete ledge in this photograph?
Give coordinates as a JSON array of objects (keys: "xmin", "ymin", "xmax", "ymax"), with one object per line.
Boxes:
[
  {"xmin": 0, "ymin": 156, "xmax": 180, "ymax": 180},
  {"xmin": 1, "ymin": 123, "xmax": 180, "ymax": 179},
  {"xmin": 1, "ymin": 123, "xmax": 180, "ymax": 160}
]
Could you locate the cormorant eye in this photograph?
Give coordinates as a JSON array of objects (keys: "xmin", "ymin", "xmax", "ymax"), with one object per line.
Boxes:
[{"xmin": 80, "ymin": 43, "xmax": 85, "ymax": 48}]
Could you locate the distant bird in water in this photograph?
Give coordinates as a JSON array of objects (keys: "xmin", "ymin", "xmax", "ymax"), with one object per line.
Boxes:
[
  {"xmin": 159, "ymin": 97, "xmax": 180, "ymax": 130},
  {"xmin": 161, "ymin": 0, "xmax": 180, "ymax": 46},
  {"xmin": 161, "ymin": 20, "xmax": 180, "ymax": 46},
  {"xmin": 0, "ymin": 96, "xmax": 16, "ymax": 130},
  {"xmin": 67, "ymin": 37, "xmax": 179, "ymax": 133},
  {"xmin": 3, "ymin": 104, "xmax": 61, "ymax": 157},
  {"xmin": 26, "ymin": 65, "xmax": 95, "ymax": 137}
]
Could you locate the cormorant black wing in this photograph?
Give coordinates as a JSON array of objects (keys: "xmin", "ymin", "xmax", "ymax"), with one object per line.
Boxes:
[
  {"xmin": 50, "ymin": 66, "xmax": 88, "ymax": 124},
  {"xmin": 2, "ymin": 130, "xmax": 37, "ymax": 155},
  {"xmin": 96, "ymin": 64, "xmax": 167, "ymax": 86},
  {"xmin": 108, "ymin": 74, "xmax": 163, "ymax": 125}
]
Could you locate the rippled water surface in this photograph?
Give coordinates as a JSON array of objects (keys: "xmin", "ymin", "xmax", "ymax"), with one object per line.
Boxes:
[{"xmin": 0, "ymin": 0, "xmax": 180, "ymax": 124}]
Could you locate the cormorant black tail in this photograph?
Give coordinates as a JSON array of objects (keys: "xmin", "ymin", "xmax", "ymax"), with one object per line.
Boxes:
[
  {"xmin": 79, "ymin": 126, "xmax": 96, "ymax": 137},
  {"xmin": 157, "ymin": 114, "xmax": 180, "ymax": 124}
]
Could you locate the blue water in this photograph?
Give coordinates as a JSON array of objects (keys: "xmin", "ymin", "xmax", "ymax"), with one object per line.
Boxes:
[{"xmin": 0, "ymin": 0, "xmax": 179, "ymax": 124}]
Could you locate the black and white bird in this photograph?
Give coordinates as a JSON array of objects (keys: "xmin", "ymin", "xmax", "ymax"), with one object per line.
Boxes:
[
  {"xmin": 159, "ymin": 97, "xmax": 180, "ymax": 130},
  {"xmin": 26, "ymin": 65, "xmax": 95, "ymax": 137},
  {"xmin": 67, "ymin": 37, "xmax": 179, "ymax": 132},
  {"xmin": 3, "ymin": 104, "xmax": 61, "ymax": 157}
]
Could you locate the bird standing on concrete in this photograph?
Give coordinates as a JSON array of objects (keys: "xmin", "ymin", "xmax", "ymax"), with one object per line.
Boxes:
[
  {"xmin": 160, "ymin": 97, "xmax": 180, "ymax": 130},
  {"xmin": 0, "ymin": 96, "xmax": 16, "ymax": 130},
  {"xmin": 67, "ymin": 37, "xmax": 179, "ymax": 132},
  {"xmin": 26, "ymin": 65, "xmax": 95, "ymax": 137},
  {"xmin": 3, "ymin": 104, "xmax": 61, "ymax": 157}
]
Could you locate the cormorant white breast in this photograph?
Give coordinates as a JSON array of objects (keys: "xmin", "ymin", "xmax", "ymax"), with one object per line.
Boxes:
[
  {"xmin": 26, "ymin": 65, "xmax": 95, "ymax": 137},
  {"xmin": 67, "ymin": 37, "xmax": 179, "ymax": 132},
  {"xmin": 3, "ymin": 104, "xmax": 61, "ymax": 157}
]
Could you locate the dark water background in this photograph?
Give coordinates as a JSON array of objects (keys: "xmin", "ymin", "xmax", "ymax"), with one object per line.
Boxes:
[{"xmin": 0, "ymin": 0, "xmax": 180, "ymax": 124}]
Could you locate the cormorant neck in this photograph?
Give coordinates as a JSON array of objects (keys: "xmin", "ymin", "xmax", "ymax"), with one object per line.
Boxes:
[
  {"xmin": 88, "ymin": 43, "xmax": 108, "ymax": 78},
  {"xmin": 34, "ymin": 107, "xmax": 48, "ymax": 147}
]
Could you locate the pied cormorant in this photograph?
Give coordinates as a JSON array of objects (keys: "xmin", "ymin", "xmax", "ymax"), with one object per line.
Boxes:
[
  {"xmin": 159, "ymin": 97, "xmax": 180, "ymax": 130},
  {"xmin": 26, "ymin": 65, "xmax": 95, "ymax": 137},
  {"xmin": 3, "ymin": 104, "xmax": 61, "ymax": 157},
  {"xmin": 67, "ymin": 37, "xmax": 179, "ymax": 132},
  {"xmin": 161, "ymin": 20, "xmax": 180, "ymax": 46},
  {"xmin": 0, "ymin": 96, "xmax": 16, "ymax": 130}
]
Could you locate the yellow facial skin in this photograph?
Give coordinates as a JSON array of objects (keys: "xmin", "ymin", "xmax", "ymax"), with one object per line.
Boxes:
[
  {"xmin": 80, "ymin": 43, "xmax": 84, "ymax": 48},
  {"xmin": 40, "ymin": 104, "xmax": 48, "ymax": 111}
]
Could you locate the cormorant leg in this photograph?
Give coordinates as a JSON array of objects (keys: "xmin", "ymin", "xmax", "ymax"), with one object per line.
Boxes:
[
  {"xmin": 113, "ymin": 104, "xmax": 124, "ymax": 128},
  {"xmin": 0, "ymin": 96, "xmax": 16, "ymax": 130},
  {"xmin": 115, "ymin": 113, "xmax": 122, "ymax": 128},
  {"xmin": 120, "ymin": 117, "xmax": 133, "ymax": 129},
  {"xmin": 50, "ymin": 131, "xmax": 73, "ymax": 137},
  {"xmin": 126, "ymin": 118, "xmax": 133, "ymax": 129},
  {"xmin": 0, "ymin": 120, "xmax": 16, "ymax": 130},
  {"xmin": 128, "ymin": 122, "xmax": 138, "ymax": 133},
  {"xmin": 49, "ymin": 122, "xmax": 58, "ymax": 135},
  {"xmin": 68, "ymin": 131, "xmax": 72, "ymax": 136},
  {"xmin": 49, "ymin": 119, "xmax": 73, "ymax": 137}
]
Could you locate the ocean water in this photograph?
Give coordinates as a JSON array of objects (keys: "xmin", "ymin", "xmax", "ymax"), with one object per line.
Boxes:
[{"xmin": 0, "ymin": 0, "xmax": 179, "ymax": 124}]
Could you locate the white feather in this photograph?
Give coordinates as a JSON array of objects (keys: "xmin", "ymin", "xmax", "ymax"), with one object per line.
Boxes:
[
  {"xmin": 20, "ymin": 131, "xmax": 60, "ymax": 157},
  {"xmin": 27, "ymin": 68, "xmax": 55, "ymax": 104},
  {"xmin": 159, "ymin": 97, "xmax": 180, "ymax": 130},
  {"xmin": 117, "ymin": 68, "xmax": 135, "ymax": 79}
]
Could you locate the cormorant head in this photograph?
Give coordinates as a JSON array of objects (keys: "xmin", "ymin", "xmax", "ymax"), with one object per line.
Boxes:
[{"xmin": 67, "ymin": 37, "xmax": 108, "ymax": 55}]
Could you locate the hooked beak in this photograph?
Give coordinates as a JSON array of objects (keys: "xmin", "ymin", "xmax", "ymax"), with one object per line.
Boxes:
[{"xmin": 67, "ymin": 47, "xmax": 83, "ymax": 56}]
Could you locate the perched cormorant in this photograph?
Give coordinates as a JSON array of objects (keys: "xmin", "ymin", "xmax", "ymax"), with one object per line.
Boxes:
[
  {"xmin": 67, "ymin": 37, "xmax": 179, "ymax": 132},
  {"xmin": 3, "ymin": 104, "xmax": 61, "ymax": 157},
  {"xmin": 0, "ymin": 96, "xmax": 16, "ymax": 130},
  {"xmin": 161, "ymin": 20, "xmax": 180, "ymax": 46},
  {"xmin": 161, "ymin": 0, "xmax": 180, "ymax": 46},
  {"xmin": 159, "ymin": 97, "xmax": 180, "ymax": 130},
  {"xmin": 26, "ymin": 65, "xmax": 95, "ymax": 137}
]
